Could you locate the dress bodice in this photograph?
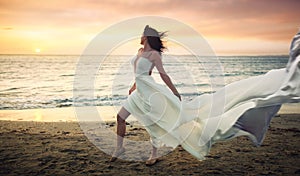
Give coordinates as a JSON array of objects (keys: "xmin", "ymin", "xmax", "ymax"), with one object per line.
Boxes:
[{"xmin": 132, "ymin": 56, "xmax": 153, "ymax": 76}]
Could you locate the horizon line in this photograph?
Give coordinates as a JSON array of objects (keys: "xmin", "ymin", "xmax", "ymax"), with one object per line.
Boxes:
[{"xmin": 0, "ymin": 53, "xmax": 290, "ymax": 57}]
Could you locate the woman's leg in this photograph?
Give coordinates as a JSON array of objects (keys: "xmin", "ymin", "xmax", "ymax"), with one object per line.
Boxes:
[
  {"xmin": 116, "ymin": 107, "xmax": 130, "ymax": 149},
  {"xmin": 110, "ymin": 107, "xmax": 130, "ymax": 161},
  {"xmin": 149, "ymin": 145, "xmax": 158, "ymax": 159}
]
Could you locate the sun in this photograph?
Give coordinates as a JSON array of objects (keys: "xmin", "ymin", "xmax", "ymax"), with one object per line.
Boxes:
[{"xmin": 35, "ymin": 48, "xmax": 41, "ymax": 53}]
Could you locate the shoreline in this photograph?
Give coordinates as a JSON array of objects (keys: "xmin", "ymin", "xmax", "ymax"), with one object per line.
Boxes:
[{"xmin": 0, "ymin": 104, "xmax": 299, "ymax": 122}]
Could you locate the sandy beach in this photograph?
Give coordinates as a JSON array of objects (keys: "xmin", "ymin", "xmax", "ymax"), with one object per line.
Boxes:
[{"xmin": 0, "ymin": 105, "xmax": 299, "ymax": 175}]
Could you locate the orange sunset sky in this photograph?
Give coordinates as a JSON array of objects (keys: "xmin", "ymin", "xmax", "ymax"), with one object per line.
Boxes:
[{"xmin": 1, "ymin": 0, "xmax": 299, "ymax": 55}]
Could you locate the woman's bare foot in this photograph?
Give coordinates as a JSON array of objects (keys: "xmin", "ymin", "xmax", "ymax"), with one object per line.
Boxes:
[
  {"xmin": 145, "ymin": 157, "xmax": 160, "ymax": 166},
  {"xmin": 145, "ymin": 150, "xmax": 159, "ymax": 166},
  {"xmin": 110, "ymin": 147, "xmax": 125, "ymax": 162},
  {"xmin": 145, "ymin": 145, "xmax": 160, "ymax": 166}
]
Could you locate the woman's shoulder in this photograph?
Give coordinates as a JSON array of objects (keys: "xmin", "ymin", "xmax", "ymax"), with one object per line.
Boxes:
[{"xmin": 148, "ymin": 50, "xmax": 161, "ymax": 61}]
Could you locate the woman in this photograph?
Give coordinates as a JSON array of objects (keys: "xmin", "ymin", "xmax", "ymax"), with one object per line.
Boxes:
[
  {"xmin": 110, "ymin": 25, "xmax": 300, "ymax": 166},
  {"xmin": 110, "ymin": 25, "xmax": 180, "ymax": 165}
]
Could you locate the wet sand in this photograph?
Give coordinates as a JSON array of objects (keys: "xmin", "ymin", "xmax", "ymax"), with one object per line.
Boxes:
[
  {"xmin": 0, "ymin": 113, "xmax": 299, "ymax": 175},
  {"xmin": 0, "ymin": 104, "xmax": 299, "ymax": 122}
]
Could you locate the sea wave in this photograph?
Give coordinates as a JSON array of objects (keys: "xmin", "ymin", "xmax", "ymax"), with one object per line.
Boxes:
[{"xmin": 0, "ymin": 55, "xmax": 289, "ymax": 110}]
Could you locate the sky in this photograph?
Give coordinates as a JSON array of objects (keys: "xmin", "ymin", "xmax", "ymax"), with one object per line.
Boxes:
[{"xmin": 1, "ymin": 0, "xmax": 300, "ymax": 55}]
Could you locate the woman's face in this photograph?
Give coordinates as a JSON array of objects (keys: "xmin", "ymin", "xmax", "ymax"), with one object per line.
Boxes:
[{"xmin": 140, "ymin": 35, "xmax": 147, "ymax": 45}]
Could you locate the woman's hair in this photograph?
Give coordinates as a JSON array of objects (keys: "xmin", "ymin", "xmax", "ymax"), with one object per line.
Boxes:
[
  {"xmin": 143, "ymin": 25, "xmax": 167, "ymax": 53},
  {"xmin": 146, "ymin": 36, "xmax": 166, "ymax": 53}
]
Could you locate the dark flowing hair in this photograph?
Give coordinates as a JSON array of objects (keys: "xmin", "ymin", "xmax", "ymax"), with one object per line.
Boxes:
[
  {"xmin": 143, "ymin": 25, "xmax": 167, "ymax": 54},
  {"xmin": 146, "ymin": 36, "xmax": 166, "ymax": 53}
]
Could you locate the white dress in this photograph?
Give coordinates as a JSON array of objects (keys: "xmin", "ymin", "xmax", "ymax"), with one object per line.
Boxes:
[{"xmin": 123, "ymin": 54, "xmax": 300, "ymax": 160}]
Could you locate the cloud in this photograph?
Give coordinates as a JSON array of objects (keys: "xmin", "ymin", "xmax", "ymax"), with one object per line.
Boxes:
[
  {"xmin": 0, "ymin": 0, "xmax": 299, "ymax": 54},
  {"xmin": 3, "ymin": 27, "xmax": 13, "ymax": 30}
]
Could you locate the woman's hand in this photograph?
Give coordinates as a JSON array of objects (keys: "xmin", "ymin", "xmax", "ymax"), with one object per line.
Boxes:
[
  {"xmin": 129, "ymin": 83, "xmax": 136, "ymax": 95},
  {"xmin": 174, "ymin": 92, "xmax": 181, "ymax": 101},
  {"xmin": 129, "ymin": 87, "xmax": 135, "ymax": 95}
]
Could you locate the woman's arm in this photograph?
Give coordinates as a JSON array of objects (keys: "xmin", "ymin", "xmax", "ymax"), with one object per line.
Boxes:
[
  {"xmin": 130, "ymin": 69, "xmax": 152, "ymax": 95},
  {"xmin": 129, "ymin": 82, "xmax": 136, "ymax": 95},
  {"xmin": 129, "ymin": 71, "xmax": 152, "ymax": 95},
  {"xmin": 159, "ymin": 73, "xmax": 181, "ymax": 100},
  {"xmin": 150, "ymin": 52, "xmax": 181, "ymax": 100}
]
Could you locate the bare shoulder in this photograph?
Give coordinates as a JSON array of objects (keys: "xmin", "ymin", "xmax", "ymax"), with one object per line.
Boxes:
[{"xmin": 148, "ymin": 51, "xmax": 161, "ymax": 62}]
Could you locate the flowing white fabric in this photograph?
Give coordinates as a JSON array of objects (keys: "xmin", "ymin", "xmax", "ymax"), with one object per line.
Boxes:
[{"xmin": 123, "ymin": 53, "xmax": 300, "ymax": 160}]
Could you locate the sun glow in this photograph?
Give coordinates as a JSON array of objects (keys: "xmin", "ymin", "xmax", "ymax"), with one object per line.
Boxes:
[
  {"xmin": 34, "ymin": 110, "xmax": 43, "ymax": 121},
  {"xmin": 35, "ymin": 48, "xmax": 41, "ymax": 53}
]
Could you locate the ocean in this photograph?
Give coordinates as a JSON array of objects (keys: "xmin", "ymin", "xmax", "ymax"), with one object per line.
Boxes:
[{"xmin": 0, "ymin": 54, "xmax": 290, "ymax": 110}]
